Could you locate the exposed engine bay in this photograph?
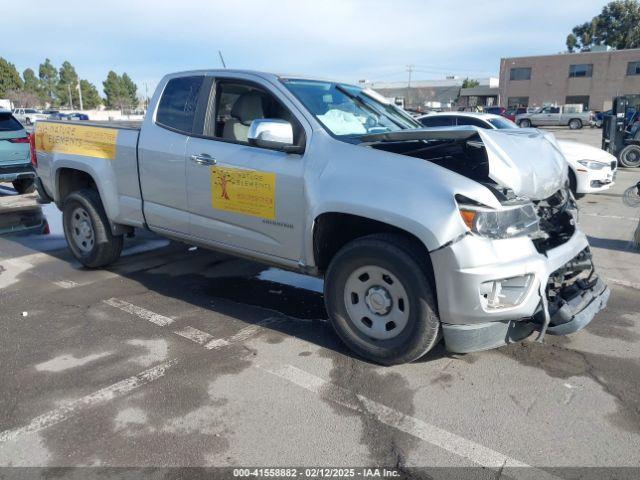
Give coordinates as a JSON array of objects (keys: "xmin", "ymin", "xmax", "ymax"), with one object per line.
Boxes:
[{"xmin": 367, "ymin": 130, "xmax": 576, "ymax": 252}]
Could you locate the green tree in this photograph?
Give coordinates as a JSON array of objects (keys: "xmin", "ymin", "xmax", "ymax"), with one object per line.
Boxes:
[
  {"xmin": 23, "ymin": 68, "xmax": 46, "ymax": 105},
  {"xmin": 567, "ymin": 0, "xmax": 640, "ymax": 50},
  {"xmin": 566, "ymin": 33, "xmax": 578, "ymax": 52},
  {"xmin": 79, "ymin": 79, "xmax": 102, "ymax": 109},
  {"xmin": 23, "ymin": 68, "xmax": 40, "ymax": 92},
  {"xmin": 461, "ymin": 78, "xmax": 480, "ymax": 88},
  {"xmin": 57, "ymin": 61, "xmax": 80, "ymax": 108},
  {"xmin": 103, "ymin": 71, "xmax": 136, "ymax": 110},
  {"xmin": 121, "ymin": 72, "xmax": 138, "ymax": 106},
  {"xmin": 39, "ymin": 58, "xmax": 58, "ymax": 105},
  {"xmin": 0, "ymin": 57, "xmax": 23, "ymax": 97}
]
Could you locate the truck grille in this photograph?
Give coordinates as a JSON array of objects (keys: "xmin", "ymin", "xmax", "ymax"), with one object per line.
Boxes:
[
  {"xmin": 532, "ymin": 188, "xmax": 577, "ymax": 253},
  {"xmin": 545, "ymin": 247, "xmax": 596, "ymax": 325}
]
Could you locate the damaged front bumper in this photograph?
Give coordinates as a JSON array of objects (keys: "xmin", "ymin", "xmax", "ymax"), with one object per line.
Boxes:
[
  {"xmin": 431, "ymin": 229, "xmax": 609, "ymax": 353},
  {"xmin": 545, "ymin": 277, "xmax": 609, "ymax": 335}
]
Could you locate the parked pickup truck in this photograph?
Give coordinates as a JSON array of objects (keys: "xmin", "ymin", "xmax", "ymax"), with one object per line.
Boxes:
[
  {"xmin": 33, "ymin": 70, "xmax": 609, "ymax": 365},
  {"xmin": 516, "ymin": 105, "xmax": 592, "ymax": 130}
]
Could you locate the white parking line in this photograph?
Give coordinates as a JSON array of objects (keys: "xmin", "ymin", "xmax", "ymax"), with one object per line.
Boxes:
[
  {"xmin": 261, "ymin": 364, "xmax": 561, "ymax": 480},
  {"xmin": 103, "ymin": 298, "xmax": 283, "ymax": 352},
  {"xmin": 103, "ymin": 298, "xmax": 175, "ymax": 326},
  {"xmin": 606, "ymin": 277, "xmax": 640, "ymax": 290},
  {"xmin": 0, "ymin": 360, "xmax": 177, "ymax": 443},
  {"xmin": 204, "ymin": 317, "xmax": 282, "ymax": 350},
  {"xmin": 173, "ymin": 326, "xmax": 214, "ymax": 346},
  {"xmin": 581, "ymin": 212, "xmax": 637, "ymax": 221}
]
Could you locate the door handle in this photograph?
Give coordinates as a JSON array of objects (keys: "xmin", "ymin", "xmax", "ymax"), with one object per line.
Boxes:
[{"xmin": 190, "ymin": 153, "xmax": 217, "ymax": 166}]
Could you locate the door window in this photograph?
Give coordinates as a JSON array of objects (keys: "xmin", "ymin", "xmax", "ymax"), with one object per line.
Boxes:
[
  {"xmin": 205, "ymin": 81, "xmax": 302, "ymax": 146},
  {"xmin": 419, "ymin": 116, "xmax": 454, "ymax": 127},
  {"xmin": 156, "ymin": 76, "xmax": 205, "ymax": 134},
  {"xmin": 455, "ymin": 117, "xmax": 488, "ymax": 128}
]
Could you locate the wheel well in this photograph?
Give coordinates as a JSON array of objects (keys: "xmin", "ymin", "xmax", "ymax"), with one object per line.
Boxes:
[
  {"xmin": 57, "ymin": 168, "xmax": 97, "ymax": 205},
  {"xmin": 568, "ymin": 168, "xmax": 577, "ymax": 192},
  {"xmin": 313, "ymin": 212, "xmax": 432, "ymax": 274}
]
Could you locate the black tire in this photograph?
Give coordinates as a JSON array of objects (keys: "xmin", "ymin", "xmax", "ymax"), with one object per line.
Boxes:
[
  {"xmin": 518, "ymin": 119, "xmax": 531, "ymax": 128},
  {"xmin": 324, "ymin": 233, "xmax": 440, "ymax": 365},
  {"xmin": 568, "ymin": 170, "xmax": 585, "ymax": 199},
  {"xmin": 568, "ymin": 119, "xmax": 582, "ymax": 130},
  {"xmin": 619, "ymin": 144, "xmax": 640, "ymax": 168},
  {"xmin": 25, "ymin": 118, "xmax": 32, "ymax": 126},
  {"xmin": 62, "ymin": 189, "xmax": 123, "ymax": 268},
  {"xmin": 12, "ymin": 178, "xmax": 35, "ymax": 194}
]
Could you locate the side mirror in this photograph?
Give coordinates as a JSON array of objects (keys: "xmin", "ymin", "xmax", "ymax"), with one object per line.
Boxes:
[{"xmin": 247, "ymin": 119, "xmax": 303, "ymax": 154}]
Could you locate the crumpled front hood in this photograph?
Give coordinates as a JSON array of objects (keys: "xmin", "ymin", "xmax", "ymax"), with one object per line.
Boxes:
[
  {"xmin": 360, "ymin": 126, "xmax": 568, "ymax": 201},
  {"xmin": 474, "ymin": 128, "xmax": 567, "ymax": 200}
]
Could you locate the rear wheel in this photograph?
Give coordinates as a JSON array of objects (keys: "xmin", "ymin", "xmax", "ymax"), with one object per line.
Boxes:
[
  {"xmin": 324, "ymin": 234, "xmax": 440, "ymax": 365},
  {"xmin": 619, "ymin": 145, "xmax": 640, "ymax": 168},
  {"xmin": 518, "ymin": 119, "xmax": 531, "ymax": 128},
  {"xmin": 62, "ymin": 189, "xmax": 123, "ymax": 268},
  {"xmin": 12, "ymin": 178, "xmax": 35, "ymax": 194},
  {"xmin": 569, "ymin": 119, "xmax": 582, "ymax": 130}
]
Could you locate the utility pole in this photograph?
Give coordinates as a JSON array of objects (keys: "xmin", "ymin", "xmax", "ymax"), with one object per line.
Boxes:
[
  {"xmin": 77, "ymin": 79, "xmax": 83, "ymax": 111},
  {"xmin": 406, "ymin": 64, "xmax": 414, "ymax": 108},
  {"xmin": 218, "ymin": 50, "xmax": 227, "ymax": 69}
]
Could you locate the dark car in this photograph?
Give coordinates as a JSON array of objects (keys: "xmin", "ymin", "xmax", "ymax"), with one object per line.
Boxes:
[
  {"xmin": 67, "ymin": 113, "xmax": 89, "ymax": 121},
  {"xmin": 484, "ymin": 106, "xmax": 515, "ymax": 122},
  {"xmin": 47, "ymin": 112, "xmax": 70, "ymax": 120}
]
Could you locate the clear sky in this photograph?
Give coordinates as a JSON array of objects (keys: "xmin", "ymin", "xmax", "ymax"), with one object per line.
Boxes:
[{"xmin": 4, "ymin": 0, "xmax": 609, "ymax": 97}]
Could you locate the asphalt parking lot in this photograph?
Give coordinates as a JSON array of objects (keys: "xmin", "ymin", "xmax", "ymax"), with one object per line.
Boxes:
[{"xmin": 0, "ymin": 127, "xmax": 639, "ymax": 477}]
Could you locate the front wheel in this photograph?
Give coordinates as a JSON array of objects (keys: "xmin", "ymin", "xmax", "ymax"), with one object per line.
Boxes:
[
  {"xmin": 12, "ymin": 178, "xmax": 35, "ymax": 194},
  {"xmin": 619, "ymin": 144, "xmax": 640, "ymax": 168},
  {"xmin": 569, "ymin": 119, "xmax": 582, "ymax": 130},
  {"xmin": 518, "ymin": 119, "xmax": 531, "ymax": 128},
  {"xmin": 63, "ymin": 189, "xmax": 123, "ymax": 268},
  {"xmin": 324, "ymin": 234, "xmax": 440, "ymax": 365}
]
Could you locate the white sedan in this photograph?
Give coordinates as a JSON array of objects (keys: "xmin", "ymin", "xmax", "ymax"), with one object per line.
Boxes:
[{"xmin": 417, "ymin": 112, "xmax": 617, "ymax": 198}]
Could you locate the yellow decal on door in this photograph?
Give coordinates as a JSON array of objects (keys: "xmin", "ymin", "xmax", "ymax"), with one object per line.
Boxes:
[
  {"xmin": 211, "ymin": 166, "xmax": 276, "ymax": 219},
  {"xmin": 36, "ymin": 122, "xmax": 118, "ymax": 160}
]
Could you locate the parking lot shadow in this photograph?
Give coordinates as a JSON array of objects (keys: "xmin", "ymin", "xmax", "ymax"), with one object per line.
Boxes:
[
  {"xmin": 109, "ymin": 244, "xmax": 449, "ymax": 365},
  {"xmin": 588, "ymin": 235, "xmax": 639, "ymax": 253}
]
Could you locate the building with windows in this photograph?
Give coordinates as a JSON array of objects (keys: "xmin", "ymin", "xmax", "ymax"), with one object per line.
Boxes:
[
  {"xmin": 370, "ymin": 77, "xmax": 498, "ymax": 111},
  {"xmin": 499, "ymin": 48, "xmax": 640, "ymax": 111}
]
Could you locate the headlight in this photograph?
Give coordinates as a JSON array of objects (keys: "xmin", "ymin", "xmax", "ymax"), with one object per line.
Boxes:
[
  {"xmin": 458, "ymin": 202, "xmax": 540, "ymax": 239},
  {"xmin": 577, "ymin": 160, "xmax": 607, "ymax": 170}
]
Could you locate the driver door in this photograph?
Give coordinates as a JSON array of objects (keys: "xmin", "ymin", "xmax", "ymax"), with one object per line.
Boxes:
[{"xmin": 186, "ymin": 78, "xmax": 307, "ymax": 262}]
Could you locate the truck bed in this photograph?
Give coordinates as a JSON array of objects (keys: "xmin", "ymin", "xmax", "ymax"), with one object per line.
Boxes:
[{"xmin": 35, "ymin": 119, "xmax": 145, "ymax": 230}]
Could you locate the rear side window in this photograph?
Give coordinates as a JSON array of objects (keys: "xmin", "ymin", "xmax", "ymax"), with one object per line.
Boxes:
[
  {"xmin": 0, "ymin": 113, "xmax": 23, "ymax": 132},
  {"xmin": 156, "ymin": 76, "xmax": 204, "ymax": 134},
  {"xmin": 419, "ymin": 116, "xmax": 454, "ymax": 127},
  {"xmin": 455, "ymin": 117, "xmax": 489, "ymax": 128}
]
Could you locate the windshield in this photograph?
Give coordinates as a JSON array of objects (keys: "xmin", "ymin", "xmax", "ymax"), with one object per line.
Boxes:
[
  {"xmin": 282, "ymin": 79, "xmax": 420, "ymax": 138},
  {"xmin": 487, "ymin": 117, "xmax": 519, "ymax": 129}
]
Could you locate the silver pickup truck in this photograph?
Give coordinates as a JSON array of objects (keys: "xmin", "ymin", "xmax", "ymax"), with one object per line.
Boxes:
[
  {"xmin": 33, "ymin": 69, "xmax": 609, "ymax": 365},
  {"xmin": 515, "ymin": 105, "xmax": 592, "ymax": 130}
]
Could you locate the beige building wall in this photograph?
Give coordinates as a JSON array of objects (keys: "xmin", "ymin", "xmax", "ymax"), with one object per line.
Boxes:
[{"xmin": 499, "ymin": 48, "xmax": 640, "ymax": 111}]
